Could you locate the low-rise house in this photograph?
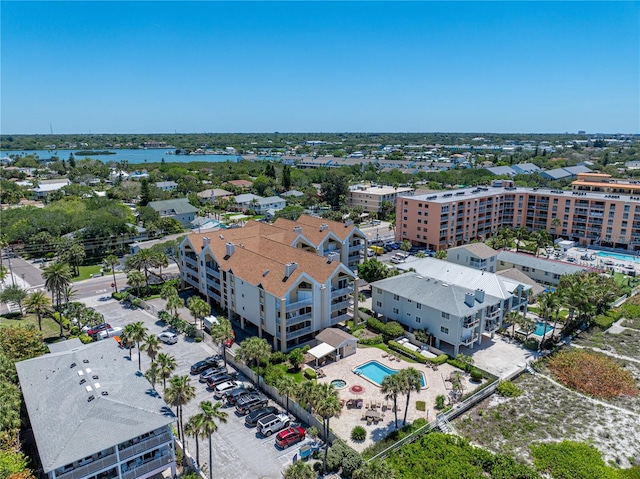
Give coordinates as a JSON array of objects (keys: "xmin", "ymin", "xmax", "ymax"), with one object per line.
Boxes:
[
  {"xmin": 280, "ymin": 190, "xmax": 304, "ymax": 199},
  {"xmin": 32, "ymin": 178, "xmax": 71, "ymax": 198},
  {"xmin": 447, "ymin": 243, "xmax": 498, "ymax": 272},
  {"xmin": 16, "ymin": 339, "xmax": 176, "ymax": 479},
  {"xmin": 255, "ymin": 196, "xmax": 286, "ymax": 214},
  {"xmin": 226, "ymin": 179, "xmax": 253, "ymax": 190},
  {"xmin": 197, "ymin": 188, "xmax": 232, "ymax": 203},
  {"xmin": 148, "ymin": 198, "xmax": 198, "ymax": 227},
  {"xmin": 496, "ymin": 250, "xmax": 593, "ymax": 286},
  {"xmin": 154, "ymin": 181, "xmax": 178, "ymax": 192},
  {"xmin": 233, "ymin": 193, "xmax": 261, "ymax": 211}
]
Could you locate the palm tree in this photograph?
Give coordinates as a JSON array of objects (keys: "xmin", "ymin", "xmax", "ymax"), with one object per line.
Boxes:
[
  {"xmin": 160, "ymin": 282, "xmax": 179, "ymax": 301},
  {"xmin": 153, "ymin": 251, "xmax": 169, "ymax": 280},
  {"xmin": 123, "ymin": 321, "xmax": 148, "ymax": 370},
  {"xmin": 157, "ymin": 353, "xmax": 177, "ymax": 390},
  {"xmin": 353, "ymin": 459, "xmax": 396, "ymax": 479},
  {"xmin": 198, "ymin": 401, "xmax": 228, "ymax": 479},
  {"xmin": 236, "ymin": 337, "xmax": 272, "ymax": 386},
  {"xmin": 126, "ymin": 248, "xmax": 160, "ymax": 289},
  {"xmin": 400, "ymin": 368, "xmax": 423, "ymax": 425},
  {"xmin": 42, "ymin": 262, "xmax": 72, "ymax": 311},
  {"xmin": 296, "ymin": 380, "xmax": 318, "ymax": 413},
  {"xmin": 62, "ymin": 285, "xmax": 77, "ymax": 311},
  {"xmin": 126, "ymin": 270, "xmax": 146, "ymax": 297},
  {"xmin": 141, "ymin": 333, "xmax": 162, "ymax": 365},
  {"xmin": 24, "ymin": 291, "xmax": 51, "ymax": 331},
  {"xmin": 434, "ymin": 250, "xmax": 447, "ymax": 260},
  {"xmin": 506, "ymin": 310, "xmax": 521, "ymax": 339},
  {"xmin": 381, "ymin": 373, "xmax": 404, "ymax": 429},
  {"xmin": 165, "ymin": 375, "xmax": 196, "ymax": 443},
  {"xmin": 184, "ymin": 414, "xmax": 204, "ymax": 467},
  {"xmin": 274, "ymin": 375, "xmax": 298, "ymax": 414},
  {"xmin": 209, "ymin": 316, "xmax": 234, "ymax": 366},
  {"xmin": 187, "ymin": 296, "xmax": 210, "ymax": 327},
  {"xmin": 144, "ymin": 363, "xmax": 161, "ymax": 391},
  {"xmin": 283, "ymin": 461, "xmax": 315, "ymax": 479},
  {"xmin": 103, "ymin": 254, "xmax": 120, "ymax": 292},
  {"xmin": 314, "ymin": 383, "xmax": 342, "ymax": 475},
  {"xmin": 166, "ymin": 293, "xmax": 184, "ymax": 318}
]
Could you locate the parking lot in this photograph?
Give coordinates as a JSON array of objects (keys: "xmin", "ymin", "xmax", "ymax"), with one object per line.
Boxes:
[{"xmin": 83, "ymin": 295, "xmax": 308, "ymax": 479}]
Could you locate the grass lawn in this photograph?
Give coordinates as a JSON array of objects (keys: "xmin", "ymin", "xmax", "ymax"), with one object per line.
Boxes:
[
  {"xmin": 73, "ymin": 265, "xmax": 103, "ymax": 282},
  {"xmin": 0, "ymin": 313, "xmax": 62, "ymax": 341},
  {"xmin": 272, "ymin": 363, "xmax": 305, "ymax": 382}
]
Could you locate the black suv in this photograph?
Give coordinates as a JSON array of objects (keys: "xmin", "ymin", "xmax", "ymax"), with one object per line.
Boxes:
[
  {"xmin": 206, "ymin": 372, "xmax": 237, "ymax": 389},
  {"xmin": 190, "ymin": 357, "xmax": 220, "ymax": 375},
  {"xmin": 235, "ymin": 393, "xmax": 268, "ymax": 415},
  {"xmin": 244, "ymin": 406, "xmax": 279, "ymax": 427}
]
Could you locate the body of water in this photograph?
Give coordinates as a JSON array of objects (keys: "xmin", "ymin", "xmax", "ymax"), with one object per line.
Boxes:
[
  {"xmin": 534, "ymin": 321, "xmax": 553, "ymax": 337},
  {"xmin": 1, "ymin": 149, "xmax": 243, "ymax": 165},
  {"xmin": 354, "ymin": 360, "xmax": 427, "ymax": 388}
]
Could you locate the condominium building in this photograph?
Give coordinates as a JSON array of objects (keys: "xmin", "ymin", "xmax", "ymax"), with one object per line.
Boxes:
[
  {"xmin": 396, "ymin": 174, "xmax": 640, "ymax": 251},
  {"xmin": 349, "ymin": 184, "xmax": 414, "ymax": 213},
  {"xmin": 15, "ymin": 339, "xmax": 176, "ymax": 479},
  {"xmin": 179, "ymin": 216, "xmax": 363, "ymax": 352},
  {"xmin": 446, "ymin": 243, "xmax": 498, "ymax": 272}
]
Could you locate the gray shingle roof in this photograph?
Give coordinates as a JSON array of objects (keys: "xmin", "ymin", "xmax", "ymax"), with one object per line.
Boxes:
[
  {"xmin": 15, "ymin": 340, "xmax": 175, "ymax": 473},
  {"xmin": 497, "ymin": 250, "xmax": 588, "ymax": 276},
  {"xmin": 486, "ymin": 166, "xmax": 516, "ymax": 176},
  {"xmin": 148, "ymin": 198, "xmax": 198, "ymax": 215},
  {"xmin": 373, "ymin": 272, "xmax": 501, "ymax": 317},
  {"xmin": 448, "ymin": 243, "xmax": 498, "ymax": 260}
]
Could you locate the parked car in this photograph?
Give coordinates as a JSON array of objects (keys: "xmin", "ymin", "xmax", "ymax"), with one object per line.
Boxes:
[
  {"xmin": 235, "ymin": 393, "xmax": 268, "ymax": 414},
  {"xmin": 213, "ymin": 380, "xmax": 243, "ymax": 399},
  {"xmin": 206, "ymin": 372, "xmax": 237, "ymax": 389},
  {"xmin": 257, "ymin": 412, "xmax": 291, "ymax": 437},
  {"xmin": 190, "ymin": 357, "xmax": 220, "ymax": 375},
  {"xmin": 225, "ymin": 387, "xmax": 255, "ymax": 406},
  {"xmin": 275, "ymin": 427, "xmax": 306, "ymax": 449},
  {"xmin": 199, "ymin": 366, "xmax": 227, "ymax": 383},
  {"xmin": 157, "ymin": 332, "xmax": 178, "ymax": 345},
  {"xmin": 86, "ymin": 323, "xmax": 111, "ymax": 336},
  {"xmin": 245, "ymin": 406, "xmax": 279, "ymax": 427}
]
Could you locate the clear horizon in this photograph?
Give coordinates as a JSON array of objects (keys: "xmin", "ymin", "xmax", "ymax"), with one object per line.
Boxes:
[{"xmin": 2, "ymin": 1, "xmax": 639, "ymax": 135}]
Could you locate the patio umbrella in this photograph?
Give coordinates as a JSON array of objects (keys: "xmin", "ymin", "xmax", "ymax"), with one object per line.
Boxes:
[{"xmin": 349, "ymin": 384, "xmax": 365, "ymax": 407}]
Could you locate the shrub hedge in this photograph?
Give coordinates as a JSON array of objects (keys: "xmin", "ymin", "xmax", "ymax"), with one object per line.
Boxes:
[
  {"xmin": 303, "ymin": 368, "xmax": 317, "ymax": 380},
  {"xmin": 388, "ymin": 340, "xmax": 428, "ymax": 363}
]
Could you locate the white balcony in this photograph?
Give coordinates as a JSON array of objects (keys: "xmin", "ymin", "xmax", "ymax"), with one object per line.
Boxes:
[
  {"xmin": 278, "ymin": 325, "xmax": 313, "ymax": 340},
  {"xmin": 330, "ymin": 312, "xmax": 351, "ymax": 324},
  {"xmin": 56, "ymin": 455, "xmax": 118, "ymax": 479},
  {"xmin": 119, "ymin": 432, "xmax": 173, "ymax": 460},
  {"xmin": 331, "ymin": 286, "xmax": 353, "ymax": 298},
  {"xmin": 184, "ymin": 275, "xmax": 199, "ymax": 289},
  {"xmin": 205, "ymin": 267, "xmax": 220, "ymax": 280},
  {"xmin": 349, "ymin": 244, "xmax": 364, "ymax": 253},
  {"xmin": 331, "ymin": 300, "xmax": 352, "ymax": 311},
  {"xmin": 461, "ymin": 334, "xmax": 478, "ymax": 346},
  {"xmin": 484, "ymin": 322, "xmax": 499, "ymax": 333},
  {"xmin": 463, "ymin": 318, "xmax": 480, "ymax": 329},
  {"xmin": 121, "ymin": 455, "xmax": 173, "ymax": 479},
  {"xmin": 277, "ymin": 297, "xmax": 313, "ymax": 312}
]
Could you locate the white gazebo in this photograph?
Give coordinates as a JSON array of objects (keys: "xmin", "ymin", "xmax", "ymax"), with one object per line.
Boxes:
[{"xmin": 307, "ymin": 342, "xmax": 336, "ymax": 367}]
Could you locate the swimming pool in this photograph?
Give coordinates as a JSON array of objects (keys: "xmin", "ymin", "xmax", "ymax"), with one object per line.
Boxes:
[
  {"xmin": 533, "ymin": 321, "xmax": 553, "ymax": 337},
  {"xmin": 353, "ymin": 360, "xmax": 427, "ymax": 388},
  {"xmin": 596, "ymin": 251, "xmax": 640, "ymax": 263}
]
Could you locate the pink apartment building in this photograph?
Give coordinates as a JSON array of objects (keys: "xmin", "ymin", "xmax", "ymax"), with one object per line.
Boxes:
[{"xmin": 396, "ymin": 174, "xmax": 640, "ymax": 251}]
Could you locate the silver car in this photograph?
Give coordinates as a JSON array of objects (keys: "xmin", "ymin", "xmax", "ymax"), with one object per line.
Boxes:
[{"xmin": 157, "ymin": 331, "xmax": 178, "ymax": 344}]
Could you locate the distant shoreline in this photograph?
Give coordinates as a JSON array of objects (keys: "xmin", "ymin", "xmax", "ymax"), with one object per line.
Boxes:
[{"xmin": 74, "ymin": 150, "xmax": 117, "ymax": 156}]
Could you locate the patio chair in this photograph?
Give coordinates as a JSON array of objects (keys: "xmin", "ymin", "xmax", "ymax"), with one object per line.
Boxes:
[
  {"xmin": 366, "ymin": 417, "xmax": 373, "ymax": 426},
  {"xmin": 382, "ymin": 352, "xmax": 388, "ymax": 358}
]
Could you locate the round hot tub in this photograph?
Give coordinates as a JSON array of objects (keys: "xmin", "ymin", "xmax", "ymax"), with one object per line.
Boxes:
[{"xmin": 330, "ymin": 379, "xmax": 347, "ymax": 390}]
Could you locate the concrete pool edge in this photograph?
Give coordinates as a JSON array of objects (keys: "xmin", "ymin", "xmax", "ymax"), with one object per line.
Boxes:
[{"xmin": 352, "ymin": 360, "xmax": 428, "ymax": 390}]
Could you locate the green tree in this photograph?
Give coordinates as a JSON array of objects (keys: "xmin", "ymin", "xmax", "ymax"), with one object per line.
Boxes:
[
  {"xmin": 434, "ymin": 250, "xmax": 447, "ymax": 260},
  {"xmin": 0, "ymin": 324, "xmax": 47, "ymax": 363},
  {"xmin": 282, "ymin": 164, "xmax": 292, "ymax": 189},
  {"xmin": 24, "ymin": 291, "xmax": 51, "ymax": 331},
  {"xmin": 400, "ymin": 368, "xmax": 423, "ymax": 425},
  {"xmin": 321, "ymin": 170, "xmax": 349, "ymax": 209},
  {"xmin": 165, "ymin": 375, "xmax": 196, "ymax": 443},
  {"xmin": 187, "ymin": 296, "xmax": 210, "ymax": 328},
  {"xmin": 287, "ymin": 348, "xmax": 304, "ymax": 371},
  {"xmin": 198, "ymin": 400, "xmax": 228, "ymax": 479},
  {"xmin": 353, "ymin": 459, "xmax": 396, "ymax": 479},
  {"xmin": 126, "ymin": 249, "xmax": 161, "ymax": 289},
  {"xmin": 126, "ymin": 270, "xmax": 146, "ymax": 297},
  {"xmin": 0, "ymin": 284, "xmax": 27, "ymax": 315},
  {"xmin": 314, "ymin": 383, "xmax": 342, "ymax": 474},
  {"xmin": 140, "ymin": 178, "xmax": 152, "ymax": 206},
  {"xmin": 42, "ymin": 262, "xmax": 72, "ymax": 312},
  {"xmin": 283, "ymin": 461, "xmax": 315, "ymax": 479},
  {"xmin": 144, "ymin": 363, "xmax": 161, "ymax": 391},
  {"xmin": 103, "ymin": 254, "xmax": 120, "ymax": 292},
  {"xmin": 381, "ymin": 373, "xmax": 404, "ymax": 429},
  {"xmin": 237, "ymin": 337, "xmax": 272, "ymax": 386},
  {"xmin": 209, "ymin": 316, "xmax": 234, "ymax": 366},
  {"xmin": 166, "ymin": 293, "xmax": 184, "ymax": 318},
  {"xmin": 400, "ymin": 240, "xmax": 412, "ymax": 253},
  {"xmin": 274, "ymin": 375, "xmax": 298, "ymax": 414},
  {"xmin": 357, "ymin": 258, "xmax": 390, "ymax": 283},
  {"xmin": 184, "ymin": 413, "xmax": 204, "ymax": 467},
  {"xmin": 157, "ymin": 352, "xmax": 177, "ymax": 390},
  {"xmin": 122, "ymin": 321, "xmax": 148, "ymax": 370},
  {"xmin": 141, "ymin": 333, "xmax": 162, "ymax": 365}
]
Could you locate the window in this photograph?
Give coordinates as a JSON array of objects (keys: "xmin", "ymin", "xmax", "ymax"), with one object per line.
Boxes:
[
  {"xmin": 393, "ymin": 308, "xmax": 399, "ymax": 314},
  {"xmin": 393, "ymin": 294, "xmax": 399, "ymax": 301},
  {"xmin": 440, "ymin": 326, "xmax": 449, "ymax": 334},
  {"xmin": 441, "ymin": 312, "xmax": 450, "ymax": 319},
  {"xmin": 376, "ymin": 301, "xmax": 382, "ymax": 307},
  {"xmin": 417, "ymin": 303, "xmax": 422, "ymax": 309},
  {"xmin": 376, "ymin": 288, "xmax": 382, "ymax": 294},
  {"xmin": 416, "ymin": 317, "xmax": 421, "ymax": 323}
]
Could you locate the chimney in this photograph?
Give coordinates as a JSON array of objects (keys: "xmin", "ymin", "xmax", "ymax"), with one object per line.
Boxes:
[
  {"xmin": 284, "ymin": 262, "xmax": 298, "ymax": 278},
  {"xmin": 202, "ymin": 237, "xmax": 210, "ymax": 250},
  {"xmin": 293, "ymin": 226, "xmax": 302, "ymax": 233},
  {"xmin": 327, "ymin": 252, "xmax": 340, "ymax": 264},
  {"xmin": 225, "ymin": 242, "xmax": 235, "ymax": 257},
  {"xmin": 475, "ymin": 289, "xmax": 485, "ymax": 303},
  {"xmin": 464, "ymin": 293, "xmax": 475, "ymax": 307},
  {"xmin": 320, "ymin": 223, "xmax": 328, "ymax": 232}
]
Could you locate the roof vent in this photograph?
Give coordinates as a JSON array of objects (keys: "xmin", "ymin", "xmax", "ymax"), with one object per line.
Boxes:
[
  {"xmin": 263, "ymin": 269, "xmax": 270, "ymax": 277},
  {"xmin": 83, "ymin": 359, "xmax": 89, "ymax": 363},
  {"xmin": 87, "ymin": 395, "xmax": 95, "ymax": 402},
  {"xmin": 225, "ymin": 242, "xmax": 235, "ymax": 257},
  {"xmin": 320, "ymin": 223, "xmax": 329, "ymax": 232},
  {"xmin": 293, "ymin": 226, "xmax": 302, "ymax": 233},
  {"xmin": 219, "ymin": 234, "xmax": 224, "ymax": 239},
  {"xmin": 327, "ymin": 252, "xmax": 340, "ymax": 264},
  {"xmin": 80, "ymin": 378, "xmax": 86, "ymax": 385},
  {"xmin": 203, "ymin": 236, "xmax": 211, "ymax": 249},
  {"xmin": 70, "ymin": 363, "xmax": 77, "ymax": 368},
  {"xmin": 92, "ymin": 375, "xmax": 99, "ymax": 380},
  {"xmin": 284, "ymin": 262, "xmax": 298, "ymax": 278},
  {"xmin": 101, "ymin": 391, "xmax": 109, "ymax": 396}
]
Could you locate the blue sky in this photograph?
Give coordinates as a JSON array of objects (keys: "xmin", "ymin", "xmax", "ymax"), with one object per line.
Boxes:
[{"xmin": 1, "ymin": 1, "xmax": 638, "ymax": 134}]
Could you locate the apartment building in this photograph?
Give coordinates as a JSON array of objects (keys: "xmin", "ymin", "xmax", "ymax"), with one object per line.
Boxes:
[
  {"xmin": 179, "ymin": 216, "xmax": 363, "ymax": 352},
  {"xmin": 348, "ymin": 184, "xmax": 414, "ymax": 213},
  {"xmin": 16, "ymin": 339, "xmax": 176, "ymax": 479},
  {"xmin": 496, "ymin": 250, "xmax": 593, "ymax": 286},
  {"xmin": 372, "ymin": 272, "xmax": 503, "ymax": 356},
  {"xmin": 396, "ymin": 175, "xmax": 640, "ymax": 251},
  {"xmin": 446, "ymin": 243, "xmax": 498, "ymax": 272}
]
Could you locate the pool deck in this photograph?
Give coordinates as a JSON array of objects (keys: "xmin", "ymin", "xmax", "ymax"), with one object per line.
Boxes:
[{"xmin": 315, "ymin": 346, "xmax": 476, "ymax": 452}]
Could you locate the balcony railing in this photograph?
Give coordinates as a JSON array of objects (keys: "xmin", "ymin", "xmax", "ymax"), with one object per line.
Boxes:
[
  {"xmin": 331, "ymin": 286, "xmax": 353, "ymax": 297},
  {"xmin": 286, "ymin": 312, "xmax": 313, "ymax": 325},
  {"xmin": 331, "ymin": 300, "xmax": 352, "ymax": 311},
  {"xmin": 485, "ymin": 308, "xmax": 501, "ymax": 319},
  {"xmin": 119, "ymin": 432, "xmax": 173, "ymax": 460},
  {"xmin": 278, "ymin": 325, "xmax": 313, "ymax": 340},
  {"xmin": 184, "ymin": 275, "xmax": 199, "ymax": 289},
  {"xmin": 463, "ymin": 318, "xmax": 479, "ymax": 329},
  {"xmin": 277, "ymin": 297, "xmax": 313, "ymax": 312},
  {"xmin": 205, "ymin": 267, "xmax": 220, "ymax": 280},
  {"xmin": 184, "ymin": 256, "xmax": 198, "ymax": 268},
  {"xmin": 121, "ymin": 455, "xmax": 173, "ymax": 479},
  {"xmin": 55, "ymin": 455, "xmax": 118, "ymax": 479},
  {"xmin": 484, "ymin": 322, "xmax": 499, "ymax": 333},
  {"xmin": 330, "ymin": 312, "xmax": 351, "ymax": 324},
  {"xmin": 461, "ymin": 334, "xmax": 478, "ymax": 346}
]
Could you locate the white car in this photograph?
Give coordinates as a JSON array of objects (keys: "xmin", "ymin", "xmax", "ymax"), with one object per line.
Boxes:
[
  {"xmin": 213, "ymin": 380, "xmax": 242, "ymax": 399},
  {"xmin": 158, "ymin": 332, "xmax": 178, "ymax": 345}
]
